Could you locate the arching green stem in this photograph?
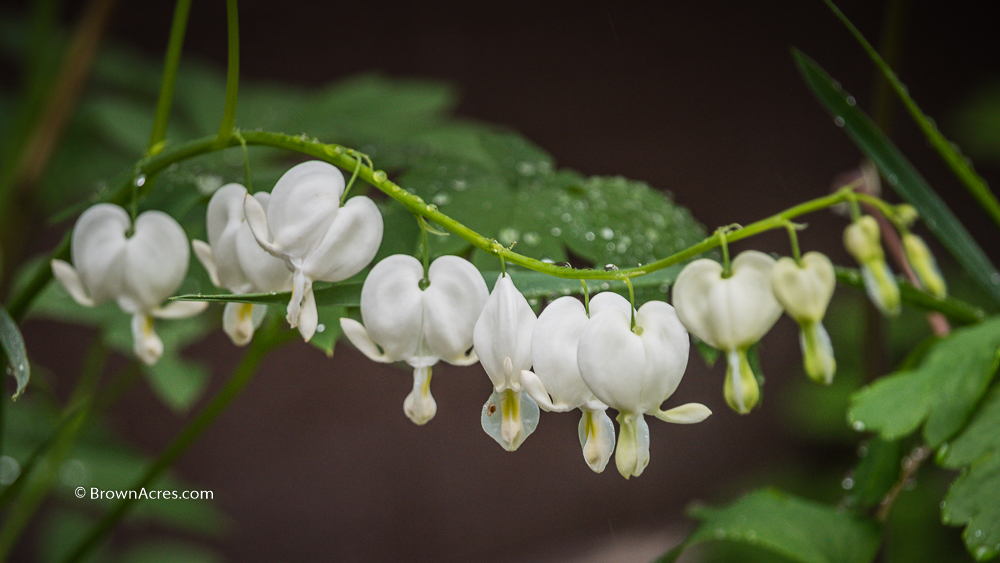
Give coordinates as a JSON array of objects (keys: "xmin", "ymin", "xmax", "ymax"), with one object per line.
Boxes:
[
  {"xmin": 147, "ymin": 0, "xmax": 192, "ymax": 154},
  {"xmin": 341, "ymin": 152, "xmax": 363, "ymax": 204},
  {"xmin": 784, "ymin": 220, "xmax": 803, "ymax": 264},
  {"xmin": 718, "ymin": 227, "xmax": 732, "ymax": 277},
  {"xmin": 215, "ymin": 0, "xmax": 239, "ymax": 144},
  {"xmin": 580, "ymin": 279, "xmax": 590, "ymax": 316}
]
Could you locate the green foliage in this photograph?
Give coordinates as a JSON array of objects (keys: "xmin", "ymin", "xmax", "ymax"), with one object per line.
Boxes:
[
  {"xmin": 1, "ymin": 304, "xmax": 30, "ymax": 398},
  {"xmin": 792, "ymin": 49, "xmax": 1000, "ymax": 306},
  {"xmin": 943, "ymin": 451, "xmax": 1000, "ymax": 560},
  {"xmin": 848, "ymin": 316, "xmax": 1000, "ymax": 447},
  {"xmin": 660, "ymin": 488, "xmax": 881, "ymax": 563}
]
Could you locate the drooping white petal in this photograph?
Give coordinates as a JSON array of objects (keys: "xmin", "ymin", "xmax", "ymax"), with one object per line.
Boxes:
[
  {"xmin": 614, "ymin": 412, "xmax": 650, "ymax": 479},
  {"xmin": 300, "ymin": 195, "xmax": 384, "ymax": 282},
  {"xmin": 771, "ymin": 252, "xmax": 836, "ymax": 324},
  {"xmin": 404, "ymin": 366, "xmax": 436, "ymax": 425},
  {"xmin": 481, "ymin": 388, "xmax": 539, "ymax": 451},
  {"xmin": 673, "ymin": 251, "xmax": 782, "ymax": 351},
  {"xmin": 70, "ymin": 203, "xmax": 129, "ymax": 304},
  {"xmin": 117, "ymin": 211, "xmax": 189, "ymax": 314},
  {"xmin": 51, "ymin": 260, "xmax": 94, "ymax": 307},
  {"xmin": 235, "ymin": 193, "xmax": 293, "ymax": 293},
  {"xmin": 204, "ymin": 184, "xmax": 254, "ymax": 291},
  {"xmin": 473, "ymin": 273, "xmax": 536, "ymax": 391},
  {"xmin": 296, "ymin": 282, "xmax": 319, "ymax": 341},
  {"xmin": 223, "ymin": 302, "xmax": 261, "ymax": 346},
  {"xmin": 527, "ymin": 296, "xmax": 592, "ymax": 410},
  {"xmin": 654, "ymin": 403, "xmax": 712, "ymax": 424},
  {"xmin": 633, "ymin": 300, "xmax": 690, "ymax": 412},
  {"xmin": 421, "ymin": 256, "xmax": 488, "ymax": 364},
  {"xmin": 339, "ymin": 318, "xmax": 392, "ymax": 363},
  {"xmin": 358, "ymin": 255, "xmax": 426, "ymax": 363},
  {"xmin": 131, "ymin": 314, "xmax": 163, "ymax": 365},
  {"xmin": 191, "ymin": 239, "xmax": 221, "ymax": 287},
  {"xmin": 577, "ymin": 307, "xmax": 647, "ymax": 413},
  {"xmin": 242, "ymin": 193, "xmax": 282, "ymax": 257},
  {"xmin": 265, "ymin": 161, "xmax": 345, "ymax": 260},
  {"xmin": 578, "ymin": 407, "xmax": 615, "ymax": 473},
  {"xmin": 588, "ymin": 291, "xmax": 633, "ymax": 316},
  {"xmin": 800, "ymin": 321, "xmax": 836, "ymax": 385},
  {"xmin": 150, "ymin": 300, "xmax": 208, "ymax": 319}
]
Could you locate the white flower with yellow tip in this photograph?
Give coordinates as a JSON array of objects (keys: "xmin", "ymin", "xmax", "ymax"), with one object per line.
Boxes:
[
  {"xmin": 672, "ymin": 251, "xmax": 782, "ymax": 414},
  {"xmin": 340, "ymin": 255, "xmax": 488, "ymax": 425},
  {"xmin": 243, "ymin": 161, "xmax": 383, "ymax": 341},
  {"xmin": 473, "ymin": 273, "xmax": 539, "ymax": 451},
  {"xmin": 51, "ymin": 203, "xmax": 206, "ymax": 364},
  {"xmin": 577, "ymin": 292, "xmax": 710, "ymax": 479},
  {"xmin": 771, "ymin": 252, "xmax": 837, "ymax": 384},
  {"xmin": 520, "ymin": 295, "xmax": 618, "ymax": 473},
  {"xmin": 192, "ymin": 183, "xmax": 292, "ymax": 346}
]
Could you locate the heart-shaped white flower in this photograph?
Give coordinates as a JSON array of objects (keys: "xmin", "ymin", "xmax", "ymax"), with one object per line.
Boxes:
[
  {"xmin": 577, "ymin": 292, "xmax": 710, "ymax": 478},
  {"xmin": 244, "ymin": 161, "xmax": 383, "ymax": 341},
  {"xmin": 672, "ymin": 250, "xmax": 782, "ymax": 414},
  {"xmin": 193, "ymin": 183, "xmax": 293, "ymax": 345},
  {"xmin": 771, "ymin": 252, "xmax": 837, "ymax": 384},
  {"xmin": 340, "ymin": 254, "xmax": 488, "ymax": 425},
  {"xmin": 51, "ymin": 203, "xmax": 206, "ymax": 364}
]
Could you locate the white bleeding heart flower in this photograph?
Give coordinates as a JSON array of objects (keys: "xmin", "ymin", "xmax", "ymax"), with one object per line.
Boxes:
[
  {"xmin": 473, "ymin": 273, "xmax": 538, "ymax": 452},
  {"xmin": 243, "ymin": 160, "xmax": 383, "ymax": 341},
  {"xmin": 771, "ymin": 252, "xmax": 837, "ymax": 385},
  {"xmin": 520, "ymin": 294, "xmax": 621, "ymax": 473},
  {"xmin": 902, "ymin": 233, "xmax": 947, "ymax": 299},
  {"xmin": 51, "ymin": 203, "xmax": 206, "ymax": 365},
  {"xmin": 577, "ymin": 292, "xmax": 710, "ymax": 479},
  {"xmin": 844, "ymin": 216, "xmax": 900, "ymax": 316},
  {"xmin": 340, "ymin": 254, "xmax": 488, "ymax": 425},
  {"xmin": 192, "ymin": 183, "xmax": 293, "ymax": 346},
  {"xmin": 672, "ymin": 250, "xmax": 782, "ymax": 414}
]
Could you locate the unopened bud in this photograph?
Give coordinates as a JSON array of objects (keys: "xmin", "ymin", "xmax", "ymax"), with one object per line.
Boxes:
[
  {"xmin": 903, "ymin": 234, "xmax": 947, "ymax": 299},
  {"xmin": 844, "ymin": 217, "xmax": 900, "ymax": 316},
  {"xmin": 724, "ymin": 349, "xmax": 760, "ymax": 414}
]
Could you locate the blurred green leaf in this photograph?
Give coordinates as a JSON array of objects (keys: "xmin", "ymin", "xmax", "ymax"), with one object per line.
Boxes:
[
  {"xmin": 942, "ymin": 450, "xmax": 1000, "ymax": 561},
  {"xmin": 822, "ymin": 0, "xmax": 1000, "ymax": 230},
  {"xmin": 309, "ymin": 306, "xmax": 346, "ymax": 358},
  {"xmin": 951, "ymin": 82, "xmax": 1000, "ymax": 164},
  {"xmin": 119, "ymin": 540, "xmax": 223, "ymax": 563},
  {"xmin": 659, "ymin": 488, "xmax": 881, "ymax": 563},
  {"xmin": 939, "ymin": 382, "xmax": 1000, "ymax": 469},
  {"xmin": 1, "ymin": 304, "xmax": 30, "ymax": 398},
  {"xmin": 38, "ymin": 510, "xmax": 104, "ymax": 563},
  {"xmin": 793, "ymin": 49, "xmax": 1000, "ymax": 305},
  {"xmin": 847, "ymin": 438, "xmax": 903, "ymax": 510},
  {"xmin": 848, "ymin": 316, "xmax": 1000, "ymax": 446}
]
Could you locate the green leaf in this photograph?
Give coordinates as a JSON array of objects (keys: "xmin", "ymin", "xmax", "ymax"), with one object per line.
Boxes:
[
  {"xmin": 1, "ymin": 305, "xmax": 30, "ymax": 399},
  {"xmin": 308, "ymin": 306, "xmax": 346, "ymax": 358},
  {"xmin": 848, "ymin": 316, "xmax": 1000, "ymax": 446},
  {"xmin": 939, "ymin": 382, "xmax": 1000, "ymax": 469},
  {"xmin": 660, "ymin": 488, "xmax": 881, "ymax": 563},
  {"xmin": 172, "ymin": 281, "xmax": 362, "ymax": 308},
  {"xmin": 119, "ymin": 540, "xmax": 223, "ymax": 563},
  {"xmin": 942, "ymin": 450, "xmax": 1000, "ymax": 561},
  {"xmin": 848, "ymin": 437, "xmax": 904, "ymax": 510},
  {"xmin": 792, "ymin": 49, "xmax": 1000, "ymax": 305},
  {"xmin": 822, "ymin": 0, "xmax": 1000, "ymax": 230}
]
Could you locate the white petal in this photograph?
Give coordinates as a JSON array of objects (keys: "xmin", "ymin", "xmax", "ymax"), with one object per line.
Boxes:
[
  {"xmin": 131, "ymin": 314, "xmax": 163, "ymax": 365},
  {"xmin": 403, "ymin": 366, "xmax": 436, "ymax": 425},
  {"xmin": 204, "ymin": 183, "xmax": 253, "ymax": 290},
  {"xmin": 300, "ymin": 196, "xmax": 384, "ymax": 283},
  {"xmin": 481, "ymin": 388, "xmax": 539, "ymax": 451},
  {"xmin": 578, "ymin": 408, "xmax": 616, "ymax": 473},
  {"xmin": 672, "ymin": 258, "xmax": 723, "ymax": 347},
  {"xmin": 51, "ymin": 259, "xmax": 94, "ymax": 307},
  {"xmin": 421, "ymin": 256, "xmax": 488, "ymax": 364},
  {"xmin": 577, "ymin": 307, "xmax": 646, "ymax": 413},
  {"xmin": 286, "ymin": 269, "xmax": 311, "ymax": 328},
  {"xmin": 236, "ymin": 193, "xmax": 293, "ymax": 293},
  {"xmin": 614, "ymin": 412, "xmax": 650, "ymax": 479},
  {"xmin": 633, "ymin": 300, "xmax": 690, "ymax": 412},
  {"xmin": 654, "ymin": 403, "xmax": 712, "ymax": 424},
  {"xmin": 358, "ymin": 255, "xmax": 425, "ymax": 363},
  {"xmin": 243, "ymin": 192, "xmax": 281, "ymax": 257},
  {"xmin": 223, "ymin": 302, "xmax": 257, "ymax": 346},
  {"xmin": 118, "ymin": 211, "xmax": 189, "ymax": 313},
  {"xmin": 192, "ymin": 239, "xmax": 222, "ymax": 288},
  {"xmin": 340, "ymin": 318, "xmax": 392, "ymax": 363},
  {"xmin": 588, "ymin": 291, "xmax": 633, "ymax": 317},
  {"xmin": 771, "ymin": 252, "xmax": 835, "ymax": 324},
  {"xmin": 266, "ymin": 161, "xmax": 344, "ymax": 260},
  {"xmin": 520, "ymin": 369, "xmax": 562, "ymax": 412},
  {"xmin": 150, "ymin": 300, "xmax": 208, "ymax": 319},
  {"xmin": 70, "ymin": 203, "xmax": 129, "ymax": 304},
  {"xmin": 529, "ymin": 296, "xmax": 592, "ymax": 409},
  {"xmin": 297, "ymin": 284, "xmax": 319, "ymax": 341},
  {"xmin": 472, "ymin": 273, "xmax": 536, "ymax": 390}
]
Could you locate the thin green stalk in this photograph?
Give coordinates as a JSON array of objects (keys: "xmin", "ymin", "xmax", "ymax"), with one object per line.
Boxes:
[
  {"xmin": 0, "ymin": 339, "xmax": 107, "ymax": 559},
  {"xmin": 147, "ymin": 0, "xmax": 193, "ymax": 154},
  {"xmin": 215, "ymin": 0, "xmax": 240, "ymax": 144},
  {"xmin": 823, "ymin": 0, "xmax": 1000, "ymax": 230},
  {"xmin": 784, "ymin": 221, "xmax": 802, "ymax": 263},
  {"xmin": 62, "ymin": 318, "xmax": 288, "ymax": 563}
]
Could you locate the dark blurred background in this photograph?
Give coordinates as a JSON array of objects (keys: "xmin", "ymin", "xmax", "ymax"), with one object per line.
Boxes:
[{"xmin": 11, "ymin": 0, "xmax": 1000, "ymax": 561}]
